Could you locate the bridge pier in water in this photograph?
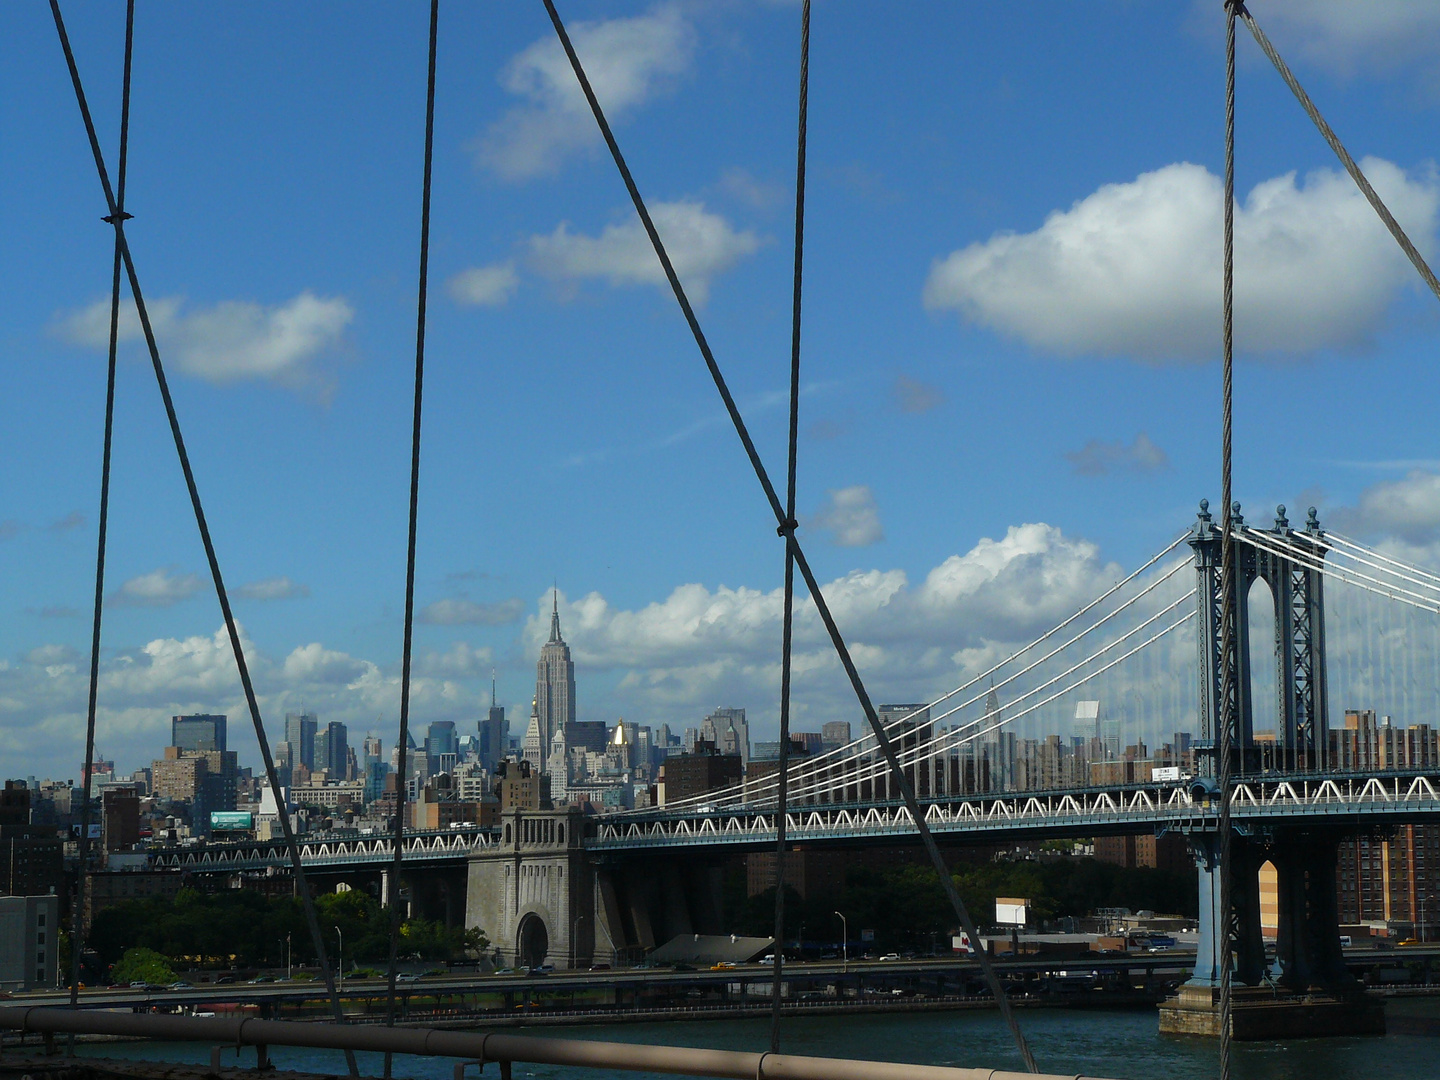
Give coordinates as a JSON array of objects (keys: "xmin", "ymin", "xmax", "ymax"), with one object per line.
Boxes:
[{"xmin": 1160, "ymin": 503, "xmax": 1384, "ymax": 1038}]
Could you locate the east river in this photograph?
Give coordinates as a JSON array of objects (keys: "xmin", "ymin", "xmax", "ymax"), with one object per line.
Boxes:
[{"xmin": 75, "ymin": 1001, "xmax": 1440, "ymax": 1080}]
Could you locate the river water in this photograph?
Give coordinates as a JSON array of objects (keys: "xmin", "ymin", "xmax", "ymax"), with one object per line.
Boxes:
[{"xmin": 75, "ymin": 1000, "xmax": 1440, "ymax": 1080}]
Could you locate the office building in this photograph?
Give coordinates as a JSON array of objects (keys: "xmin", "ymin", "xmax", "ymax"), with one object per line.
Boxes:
[
  {"xmin": 0, "ymin": 895, "xmax": 59, "ymax": 991},
  {"xmin": 314, "ymin": 721, "xmax": 349, "ymax": 779},
  {"xmin": 480, "ymin": 677, "xmax": 508, "ymax": 771},
  {"xmin": 285, "ymin": 712, "xmax": 318, "ymax": 771},
  {"xmin": 535, "ymin": 592, "xmax": 577, "ymax": 769},
  {"xmin": 170, "ymin": 714, "xmax": 227, "ymax": 753},
  {"xmin": 0, "ymin": 783, "xmax": 63, "ymax": 900}
]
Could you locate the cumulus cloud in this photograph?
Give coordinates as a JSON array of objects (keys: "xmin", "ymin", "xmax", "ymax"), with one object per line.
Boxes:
[
  {"xmin": 108, "ymin": 567, "xmax": 203, "ymax": 608},
  {"xmin": 924, "ymin": 159, "xmax": 1439, "ymax": 359},
  {"xmin": 421, "ymin": 641, "xmax": 495, "ymax": 679},
  {"xmin": 528, "ymin": 201, "xmax": 760, "ymax": 304},
  {"xmin": 810, "ymin": 486, "xmax": 885, "ymax": 547},
  {"xmin": 1328, "ymin": 469, "xmax": 1440, "ymax": 545},
  {"xmin": 523, "ymin": 524, "xmax": 1120, "ymax": 713},
  {"xmin": 418, "ymin": 597, "xmax": 525, "ymax": 626},
  {"xmin": 1066, "ymin": 432, "xmax": 1169, "ymax": 476},
  {"xmin": 477, "ymin": 6, "xmax": 695, "ymax": 180},
  {"xmin": 235, "ymin": 577, "xmax": 310, "ymax": 601},
  {"xmin": 60, "ymin": 292, "xmax": 353, "ymax": 392},
  {"xmin": 893, "ymin": 374, "xmax": 944, "ymax": 414},
  {"xmin": 448, "ymin": 263, "xmax": 519, "ymax": 307}
]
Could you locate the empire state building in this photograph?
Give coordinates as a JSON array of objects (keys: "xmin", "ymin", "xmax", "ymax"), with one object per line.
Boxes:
[{"xmin": 534, "ymin": 591, "xmax": 576, "ymax": 767}]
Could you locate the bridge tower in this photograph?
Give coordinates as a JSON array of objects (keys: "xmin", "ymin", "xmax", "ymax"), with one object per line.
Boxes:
[
  {"xmin": 1190, "ymin": 500, "xmax": 1330, "ymax": 774},
  {"xmin": 1166, "ymin": 502, "xmax": 1380, "ymax": 1037}
]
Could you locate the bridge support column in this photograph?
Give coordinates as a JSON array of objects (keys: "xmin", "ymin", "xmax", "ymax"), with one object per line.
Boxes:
[
  {"xmin": 1161, "ymin": 826, "xmax": 1383, "ymax": 1039},
  {"xmin": 1270, "ymin": 828, "xmax": 1351, "ymax": 991}
]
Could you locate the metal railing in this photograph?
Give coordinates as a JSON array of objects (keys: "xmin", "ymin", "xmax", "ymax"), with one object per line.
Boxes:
[{"xmin": 0, "ymin": 1007, "xmax": 1115, "ymax": 1080}]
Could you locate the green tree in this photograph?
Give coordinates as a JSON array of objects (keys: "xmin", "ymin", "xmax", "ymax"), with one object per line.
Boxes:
[{"xmin": 111, "ymin": 947, "xmax": 176, "ymax": 985}]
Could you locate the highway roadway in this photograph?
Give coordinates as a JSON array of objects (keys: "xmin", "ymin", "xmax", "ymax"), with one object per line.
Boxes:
[{"xmin": 12, "ymin": 947, "xmax": 1435, "ymax": 1011}]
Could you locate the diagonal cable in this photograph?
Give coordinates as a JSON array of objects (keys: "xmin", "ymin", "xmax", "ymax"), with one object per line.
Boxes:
[
  {"xmin": 48, "ymin": 5, "xmax": 357, "ymax": 1072},
  {"xmin": 70, "ymin": 0, "xmax": 133, "ymax": 1013},
  {"xmin": 770, "ymin": 0, "xmax": 809, "ymax": 1053},
  {"xmin": 540, "ymin": 1, "xmax": 1037, "ymax": 1069},
  {"xmin": 1239, "ymin": 7, "xmax": 1440, "ymax": 306},
  {"xmin": 386, "ymin": 0, "xmax": 440, "ymax": 1064}
]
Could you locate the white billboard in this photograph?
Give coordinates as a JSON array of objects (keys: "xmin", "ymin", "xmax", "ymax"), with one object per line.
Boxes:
[
  {"xmin": 1152, "ymin": 766, "xmax": 1183, "ymax": 782},
  {"xmin": 996, "ymin": 897, "xmax": 1028, "ymax": 926}
]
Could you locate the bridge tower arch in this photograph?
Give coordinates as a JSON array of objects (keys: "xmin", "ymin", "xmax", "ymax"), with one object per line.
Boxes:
[{"xmin": 1190, "ymin": 500, "xmax": 1330, "ymax": 774}]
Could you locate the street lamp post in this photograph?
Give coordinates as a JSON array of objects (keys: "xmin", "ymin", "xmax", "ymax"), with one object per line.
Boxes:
[
  {"xmin": 834, "ymin": 911, "xmax": 848, "ymax": 974},
  {"xmin": 334, "ymin": 927, "xmax": 343, "ymax": 994},
  {"xmin": 286, "ymin": 933, "xmax": 291, "ymax": 980}
]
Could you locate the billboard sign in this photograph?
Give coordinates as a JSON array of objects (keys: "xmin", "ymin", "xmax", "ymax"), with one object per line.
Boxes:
[
  {"xmin": 996, "ymin": 897, "xmax": 1028, "ymax": 926},
  {"xmin": 210, "ymin": 811, "xmax": 253, "ymax": 831},
  {"xmin": 1152, "ymin": 766, "xmax": 1183, "ymax": 782}
]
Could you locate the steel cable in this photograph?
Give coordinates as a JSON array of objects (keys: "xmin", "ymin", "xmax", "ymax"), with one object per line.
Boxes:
[
  {"xmin": 770, "ymin": 0, "xmax": 809, "ymax": 1054},
  {"xmin": 1239, "ymin": 8, "xmax": 1440, "ymax": 307},
  {"xmin": 539, "ymin": 2, "xmax": 1037, "ymax": 1068},
  {"xmin": 1217, "ymin": 5, "xmax": 1239, "ymax": 1075},
  {"xmin": 47, "ymin": 5, "xmax": 357, "ymax": 1073},
  {"xmin": 70, "ymin": 0, "xmax": 133, "ymax": 1013},
  {"xmin": 385, "ymin": 5, "xmax": 440, "ymax": 1070}
]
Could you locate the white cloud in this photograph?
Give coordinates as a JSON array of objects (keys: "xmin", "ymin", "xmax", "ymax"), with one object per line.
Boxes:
[
  {"xmin": 1329, "ymin": 469, "xmax": 1440, "ymax": 545},
  {"xmin": 1247, "ymin": 1, "xmax": 1440, "ymax": 86},
  {"xmin": 810, "ymin": 486, "xmax": 885, "ymax": 547},
  {"xmin": 448, "ymin": 263, "xmax": 519, "ymax": 307},
  {"xmin": 60, "ymin": 292, "xmax": 353, "ymax": 392},
  {"xmin": 924, "ymin": 159, "xmax": 1439, "ymax": 359},
  {"xmin": 1066, "ymin": 432, "xmax": 1169, "ymax": 476},
  {"xmin": 419, "ymin": 597, "xmax": 524, "ymax": 626},
  {"xmin": 108, "ymin": 567, "xmax": 203, "ymax": 608},
  {"xmin": 528, "ymin": 200, "xmax": 760, "ymax": 303},
  {"xmin": 421, "ymin": 641, "xmax": 495, "ymax": 679},
  {"xmin": 478, "ymin": 6, "xmax": 695, "ymax": 180},
  {"xmin": 235, "ymin": 577, "xmax": 310, "ymax": 601}
]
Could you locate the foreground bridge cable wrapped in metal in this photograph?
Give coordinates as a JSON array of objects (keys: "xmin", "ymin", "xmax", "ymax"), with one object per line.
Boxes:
[{"xmin": 0, "ymin": 1009, "xmax": 1117, "ymax": 1080}]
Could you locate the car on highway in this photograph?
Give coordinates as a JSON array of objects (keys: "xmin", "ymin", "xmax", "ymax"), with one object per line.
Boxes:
[
  {"xmin": 492, "ymin": 968, "xmax": 521, "ymax": 976},
  {"xmin": 710, "ymin": 962, "xmax": 737, "ymax": 970},
  {"xmin": 878, "ymin": 953, "xmax": 901, "ymax": 962},
  {"xmin": 395, "ymin": 973, "xmax": 423, "ymax": 983},
  {"xmin": 588, "ymin": 963, "xmax": 611, "ymax": 971},
  {"xmin": 248, "ymin": 975, "xmax": 275, "ymax": 984},
  {"xmin": 213, "ymin": 976, "xmax": 237, "ymax": 985},
  {"xmin": 168, "ymin": 982, "xmax": 194, "ymax": 990}
]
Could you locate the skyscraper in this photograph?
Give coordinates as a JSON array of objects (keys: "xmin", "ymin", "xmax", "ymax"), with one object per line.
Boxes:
[
  {"xmin": 479, "ymin": 672, "xmax": 508, "ymax": 772},
  {"xmin": 285, "ymin": 713, "xmax": 318, "ymax": 771},
  {"xmin": 534, "ymin": 591, "xmax": 576, "ymax": 769},
  {"xmin": 171, "ymin": 714, "xmax": 227, "ymax": 753},
  {"xmin": 314, "ymin": 721, "xmax": 348, "ymax": 777}
]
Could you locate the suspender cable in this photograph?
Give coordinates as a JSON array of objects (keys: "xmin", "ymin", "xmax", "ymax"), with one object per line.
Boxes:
[
  {"xmin": 1238, "ymin": 9, "xmax": 1440, "ymax": 307},
  {"xmin": 386, "ymin": 3, "xmax": 440, "ymax": 1072},
  {"xmin": 539, "ymin": 2, "xmax": 1037, "ymax": 1069},
  {"xmin": 770, "ymin": 0, "xmax": 809, "ymax": 1052},
  {"xmin": 1217, "ymin": 4, "xmax": 1240, "ymax": 1075},
  {"xmin": 70, "ymin": 0, "xmax": 134, "ymax": 1013},
  {"xmin": 47, "ymin": 6, "xmax": 358, "ymax": 1073}
]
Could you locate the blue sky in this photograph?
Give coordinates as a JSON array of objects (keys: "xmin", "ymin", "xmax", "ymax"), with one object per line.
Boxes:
[{"xmin": 4, "ymin": 1, "xmax": 1440, "ymax": 780}]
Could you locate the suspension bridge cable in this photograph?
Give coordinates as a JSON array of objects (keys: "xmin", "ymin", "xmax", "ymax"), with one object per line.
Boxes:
[
  {"xmin": 677, "ymin": 556, "xmax": 1194, "ymax": 811},
  {"xmin": 1311, "ymin": 533, "xmax": 1440, "ymax": 598},
  {"xmin": 537, "ymin": 1, "xmax": 1038, "ymax": 1068},
  {"xmin": 770, "ymin": 0, "xmax": 808, "ymax": 1054},
  {"xmin": 649, "ymin": 548, "xmax": 1193, "ymax": 813},
  {"xmin": 1218, "ymin": 6, "xmax": 1240, "ymax": 1073},
  {"xmin": 70, "ymin": 0, "xmax": 133, "ymax": 1013},
  {"xmin": 47, "ymin": 7, "xmax": 357, "ymax": 1072},
  {"xmin": 385, "ymin": 4, "xmax": 439, "ymax": 1066},
  {"xmin": 1238, "ymin": 8, "xmax": 1440, "ymax": 307},
  {"xmin": 1239, "ymin": 532, "xmax": 1440, "ymax": 617},
  {"xmin": 1325, "ymin": 531, "xmax": 1440, "ymax": 589},
  {"xmin": 769, "ymin": 594, "xmax": 1197, "ymax": 806}
]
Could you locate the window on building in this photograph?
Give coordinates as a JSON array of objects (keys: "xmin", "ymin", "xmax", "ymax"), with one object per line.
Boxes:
[{"xmin": 37, "ymin": 913, "xmax": 45, "ymax": 926}]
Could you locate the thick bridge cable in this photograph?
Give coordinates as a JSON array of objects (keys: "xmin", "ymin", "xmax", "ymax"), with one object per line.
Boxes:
[
  {"xmin": 70, "ymin": 0, "xmax": 133, "ymax": 1014},
  {"xmin": 770, "ymin": 0, "xmax": 809, "ymax": 1055},
  {"xmin": 47, "ymin": 6, "xmax": 358, "ymax": 1073},
  {"xmin": 1217, "ymin": 4, "xmax": 1240, "ymax": 1075},
  {"xmin": 539, "ymin": 1, "xmax": 1038, "ymax": 1069},
  {"xmin": 1239, "ymin": 7, "xmax": 1440, "ymax": 307},
  {"xmin": 386, "ymin": 4, "xmax": 440, "ymax": 1069}
]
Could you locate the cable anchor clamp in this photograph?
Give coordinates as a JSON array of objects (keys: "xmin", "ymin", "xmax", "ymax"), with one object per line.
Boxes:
[
  {"xmin": 776, "ymin": 518, "xmax": 799, "ymax": 538},
  {"xmin": 102, "ymin": 211, "xmax": 134, "ymax": 225}
]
